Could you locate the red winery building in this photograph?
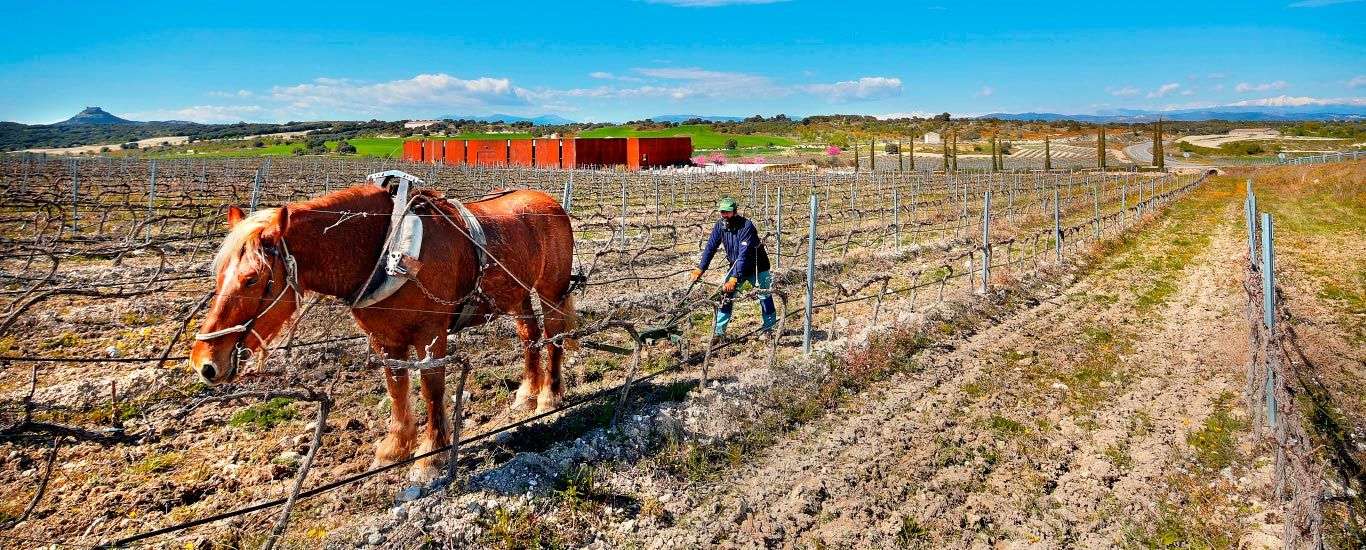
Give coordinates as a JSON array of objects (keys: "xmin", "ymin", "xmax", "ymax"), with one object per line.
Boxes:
[{"xmin": 401, "ymin": 137, "xmax": 692, "ymax": 170}]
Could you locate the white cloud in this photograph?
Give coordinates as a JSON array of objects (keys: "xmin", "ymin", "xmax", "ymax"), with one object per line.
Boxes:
[
  {"xmin": 268, "ymin": 73, "xmax": 533, "ymax": 117},
  {"xmin": 645, "ymin": 0, "xmax": 789, "ymax": 6},
  {"xmin": 208, "ymin": 89, "xmax": 253, "ymax": 98},
  {"xmin": 1147, "ymin": 83, "xmax": 1180, "ymax": 98},
  {"xmin": 1227, "ymin": 95, "xmax": 1366, "ymax": 106},
  {"xmin": 127, "ymin": 105, "xmax": 266, "ymax": 123},
  {"xmin": 547, "ymin": 67, "xmax": 778, "ymax": 102},
  {"xmin": 1234, "ymin": 80, "xmax": 1289, "ymax": 93},
  {"xmin": 589, "ymin": 71, "xmax": 644, "ymax": 82},
  {"xmin": 801, "ymin": 77, "xmax": 903, "ymax": 102},
  {"xmin": 1348, "ymin": 75, "xmax": 1366, "ymax": 89},
  {"xmin": 975, "ymin": 85, "xmax": 994, "ymax": 97},
  {"xmin": 1108, "ymin": 86, "xmax": 1140, "ymax": 97},
  {"xmin": 1180, "ymin": 89, "xmax": 1195, "ymax": 96}
]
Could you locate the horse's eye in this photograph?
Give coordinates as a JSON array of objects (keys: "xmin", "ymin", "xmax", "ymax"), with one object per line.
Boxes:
[{"xmin": 243, "ymin": 275, "xmax": 258, "ymax": 287}]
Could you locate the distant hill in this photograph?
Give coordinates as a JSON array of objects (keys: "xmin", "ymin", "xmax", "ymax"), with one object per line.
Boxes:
[
  {"xmin": 980, "ymin": 103, "xmax": 1366, "ymax": 122},
  {"xmin": 437, "ymin": 113, "xmax": 576, "ymax": 125},
  {"xmin": 649, "ymin": 114, "xmax": 747, "ymax": 123},
  {"xmin": 55, "ymin": 107, "xmax": 139, "ymax": 125}
]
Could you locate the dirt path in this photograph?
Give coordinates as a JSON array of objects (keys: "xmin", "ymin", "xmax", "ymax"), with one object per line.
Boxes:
[{"xmin": 634, "ymin": 183, "xmax": 1278, "ymax": 548}]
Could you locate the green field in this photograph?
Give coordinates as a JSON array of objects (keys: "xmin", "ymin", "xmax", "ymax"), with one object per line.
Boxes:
[{"xmin": 578, "ymin": 124, "xmax": 795, "ymax": 150}]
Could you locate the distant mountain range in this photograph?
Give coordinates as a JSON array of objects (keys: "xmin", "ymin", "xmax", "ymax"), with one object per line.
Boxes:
[
  {"xmin": 979, "ymin": 103, "xmax": 1366, "ymax": 122},
  {"xmin": 648, "ymin": 114, "xmax": 747, "ymax": 123},
  {"xmin": 436, "ymin": 113, "xmax": 576, "ymax": 125}
]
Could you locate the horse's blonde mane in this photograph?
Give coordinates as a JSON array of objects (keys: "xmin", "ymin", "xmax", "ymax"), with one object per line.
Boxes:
[{"xmin": 212, "ymin": 208, "xmax": 278, "ymax": 275}]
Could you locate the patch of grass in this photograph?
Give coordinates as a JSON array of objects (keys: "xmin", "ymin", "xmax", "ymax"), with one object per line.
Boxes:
[
  {"xmin": 479, "ymin": 506, "xmax": 564, "ymax": 550},
  {"xmin": 555, "ymin": 464, "xmax": 600, "ymax": 516},
  {"xmin": 1185, "ymin": 391, "xmax": 1247, "ymax": 473},
  {"xmin": 895, "ymin": 514, "xmax": 930, "ymax": 547},
  {"xmin": 1104, "ymin": 442, "xmax": 1134, "ymax": 472},
  {"xmin": 986, "ymin": 415, "xmax": 1026, "ymax": 439},
  {"xmin": 132, "ymin": 451, "xmax": 183, "ymax": 474},
  {"xmin": 41, "ymin": 331, "xmax": 81, "ymax": 350},
  {"xmin": 228, "ymin": 397, "xmax": 296, "ymax": 431},
  {"xmin": 1135, "ymin": 278, "xmax": 1177, "ymax": 310},
  {"xmin": 576, "ymin": 355, "xmax": 619, "ymax": 384}
]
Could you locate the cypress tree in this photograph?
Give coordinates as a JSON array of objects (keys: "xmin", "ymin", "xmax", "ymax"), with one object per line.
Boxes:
[
  {"xmin": 950, "ymin": 129, "xmax": 958, "ymax": 172},
  {"xmin": 1097, "ymin": 125, "xmax": 1107, "ymax": 171},
  {"xmin": 898, "ymin": 141, "xmax": 904, "ymax": 171},
  {"xmin": 870, "ymin": 139, "xmax": 876, "ymax": 171},
  {"xmin": 854, "ymin": 142, "xmax": 860, "ymax": 172},
  {"xmin": 909, "ymin": 136, "xmax": 915, "ymax": 170},
  {"xmin": 1153, "ymin": 119, "xmax": 1165, "ymax": 170},
  {"xmin": 942, "ymin": 128, "xmax": 950, "ymax": 171},
  {"xmin": 1044, "ymin": 135, "xmax": 1052, "ymax": 170},
  {"xmin": 989, "ymin": 134, "xmax": 998, "ymax": 172}
]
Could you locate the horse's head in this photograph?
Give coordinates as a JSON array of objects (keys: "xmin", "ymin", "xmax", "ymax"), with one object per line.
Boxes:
[{"xmin": 190, "ymin": 205, "xmax": 301, "ymax": 383}]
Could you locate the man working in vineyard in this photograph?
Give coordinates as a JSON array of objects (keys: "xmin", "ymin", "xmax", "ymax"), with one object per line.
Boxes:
[{"xmin": 690, "ymin": 197, "xmax": 778, "ymax": 336}]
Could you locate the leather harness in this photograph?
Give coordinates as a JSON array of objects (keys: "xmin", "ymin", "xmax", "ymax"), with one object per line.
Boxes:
[{"xmin": 352, "ymin": 170, "xmax": 490, "ymax": 329}]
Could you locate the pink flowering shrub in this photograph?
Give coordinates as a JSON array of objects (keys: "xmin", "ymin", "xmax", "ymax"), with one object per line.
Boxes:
[
  {"xmin": 709, "ymin": 152, "xmax": 727, "ymax": 165},
  {"xmin": 691, "ymin": 155, "xmax": 709, "ymax": 166},
  {"xmin": 826, "ymin": 145, "xmax": 842, "ymax": 157}
]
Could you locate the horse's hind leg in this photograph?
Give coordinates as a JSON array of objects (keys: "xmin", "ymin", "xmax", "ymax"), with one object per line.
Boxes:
[
  {"xmin": 373, "ymin": 343, "xmax": 417, "ymax": 467},
  {"xmin": 511, "ymin": 296, "xmax": 542, "ymax": 412},
  {"xmin": 411, "ymin": 334, "xmax": 450, "ymax": 483},
  {"xmin": 538, "ymin": 297, "xmax": 571, "ymax": 414}
]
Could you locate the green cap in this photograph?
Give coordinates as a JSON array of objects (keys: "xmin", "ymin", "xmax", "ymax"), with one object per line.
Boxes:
[{"xmin": 717, "ymin": 196, "xmax": 738, "ymax": 212}]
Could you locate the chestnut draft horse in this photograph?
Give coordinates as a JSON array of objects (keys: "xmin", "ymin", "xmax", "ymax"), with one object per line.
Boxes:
[{"xmin": 189, "ymin": 184, "xmax": 578, "ymax": 480}]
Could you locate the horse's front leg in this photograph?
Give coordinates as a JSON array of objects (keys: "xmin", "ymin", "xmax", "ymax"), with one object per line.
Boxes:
[
  {"xmin": 373, "ymin": 344, "xmax": 417, "ymax": 467},
  {"xmin": 412, "ymin": 336, "xmax": 450, "ymax": 483}
]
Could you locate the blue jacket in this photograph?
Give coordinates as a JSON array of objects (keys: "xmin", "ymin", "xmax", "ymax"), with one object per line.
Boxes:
[{"xmin": 698, "ymin": 215, "xmax": 771, "ymax": 279}]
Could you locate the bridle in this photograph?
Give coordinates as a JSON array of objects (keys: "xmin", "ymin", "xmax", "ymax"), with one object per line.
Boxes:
[{"xmin": 194, "ymin": 237, "xmax": 301, "ymax": 375}]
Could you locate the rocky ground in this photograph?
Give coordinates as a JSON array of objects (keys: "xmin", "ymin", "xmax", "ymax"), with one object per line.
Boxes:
[{"xmin": 329, "ymin": 175, "xmax": 1315, "ymax": 549}]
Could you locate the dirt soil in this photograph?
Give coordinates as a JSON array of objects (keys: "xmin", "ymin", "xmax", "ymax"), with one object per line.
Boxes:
[
  {"xmin": 624, "ymin": 177, "xmax": 1280, "ymax": 548},
  {"xmin": 319, "ymin": 172, "xmax": 1359, "ymax": 549}
]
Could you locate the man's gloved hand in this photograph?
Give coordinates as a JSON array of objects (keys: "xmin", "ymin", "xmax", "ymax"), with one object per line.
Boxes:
[
  {"xmin": 689, "ymin": 268, "xmax": 703, "ymax": 282},
  {"xmin": 722, "ymin": 277, "xmax": 738, "ymax": 293}
]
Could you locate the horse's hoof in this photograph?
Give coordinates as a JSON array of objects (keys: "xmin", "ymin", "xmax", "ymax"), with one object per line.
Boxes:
[
  {"xmin": 408, "ymin": 463, "xmax": 441, "ymax": 484},
  {"xmin": 511, "ymin": 394, "xmax": 536, "ymax": 412}
]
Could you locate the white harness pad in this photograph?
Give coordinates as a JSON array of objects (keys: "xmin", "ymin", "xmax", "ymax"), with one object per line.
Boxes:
[
  {"xmin": 352, "ymin": 170, "xmax": 490, "ymax": 312},
  {"xmin": 354, "ymin": 171, "xmax": 426, "ymax": 309}
]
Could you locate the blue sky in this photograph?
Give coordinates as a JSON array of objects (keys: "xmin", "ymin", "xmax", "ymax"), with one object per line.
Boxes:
[{"xmin": 1, "ymin": 0, "xmax": 1363, "ymax": 124}]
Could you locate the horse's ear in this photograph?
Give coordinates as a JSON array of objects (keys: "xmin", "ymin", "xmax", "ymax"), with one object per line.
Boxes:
[
  {"xmin": 226, "ymin": 206, "xmax": 245, "ymax": 229},
  {"xmin": 261, "ymin": 206, "xmax": 290, "ymax": 243},
  {"xmin": 275, "ymin": 206, "xmax": 290, "ymax": 236}
]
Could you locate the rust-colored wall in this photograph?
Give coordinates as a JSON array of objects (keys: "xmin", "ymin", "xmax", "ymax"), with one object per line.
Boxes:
[
  {"xmin": 443, "ymin": 140, "xmax": 466, "ymax": 165},
  {"xmin": 423, "ymin": 140, "xmax": 442, "ymax": 164},
  {"xmin": 534, "ymin": 139, "xmax": 560, "ymax": 168},
  {"xmin": 403, "ymin": 140, "xmax": 424, "ymax": 162},
  {"xmin": 401, "ymin": 136, "xmax": 690, "ymax": 169},
  {"xmin": 636, "ymin": 137, "xmax": 693, "ymax": 168},
  {"xmin": 509, "ymin": 140, "xmax": 534, "ymax": 167},
  {"xmin": 562, "ymin": 138, "xmax": 576, "ymax": 169},
  {"xmin": 573, "ymin": 138, "xmax": 627, "ymax": 167},
  {"xmin": 465, "ymin": 139, "xmax": 507, "ymax": 166},
  {"xmin": 626, "ymin": 138, "xmax": 642, "ymax": 170}
]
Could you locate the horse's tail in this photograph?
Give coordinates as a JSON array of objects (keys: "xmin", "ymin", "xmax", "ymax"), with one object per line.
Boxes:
[{"xmin": 559, "ymin": 292, "xmax": 581, "ymax": 352}]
